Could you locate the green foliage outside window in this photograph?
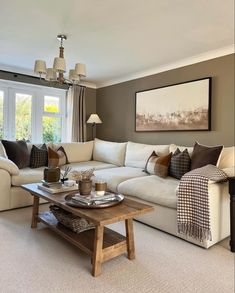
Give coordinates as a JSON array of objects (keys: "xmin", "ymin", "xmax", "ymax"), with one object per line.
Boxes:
[
  {"xmin": 0, "ymin": 97, "xmax": 62, "ymax": 143},
  {"xmin": 15, "ymin": 95, "xmax": 32, "ymax": 142},
  {"xmin": 42, "ymin": 104, "xmax": 62, "ymax": 143}
]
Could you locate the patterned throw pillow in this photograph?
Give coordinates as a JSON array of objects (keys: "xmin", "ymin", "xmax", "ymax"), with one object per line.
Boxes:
[
  {"xmin": 169, "ymin": 148, "xmax": 191, "ymax": 179},
  {"xmin": 145, "ymin": 151, "xmax": 172, "ymax": 178},
  {"xmin": 48, "ymin": 146, "xmax": 69, "ymax": 168},
  {"xmin": 30, "ymin": 144, "xmax": 48, "ymax": 168},
  {"xmin": 191, "ymin": 142, "xmax": 223, "ymax": 170},
  {"xmin": 1, "ymin": 140, "xmax": 30, "ymax": 169}
]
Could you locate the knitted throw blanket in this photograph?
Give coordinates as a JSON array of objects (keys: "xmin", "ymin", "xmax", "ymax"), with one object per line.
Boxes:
[{"xmin": 177, "ymin": 164, "xmax": 228, "ymax": 242}]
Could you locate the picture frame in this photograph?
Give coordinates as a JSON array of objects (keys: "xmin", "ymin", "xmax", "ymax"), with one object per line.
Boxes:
[{"xmin": 135, "ymin": 77, "xmax": 211, "ymax": 132}]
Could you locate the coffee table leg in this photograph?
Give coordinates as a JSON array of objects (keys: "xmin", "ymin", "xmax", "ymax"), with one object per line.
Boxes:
[
  {"xmin": 92, "ymin": 225, "xmax": 104, "ymax": 277},
  {"xmin": 31, "ymin": 195, "xmax": 39, "ymax": 228},
  {"xmin": 125, "ymin": 219, "xmax": 135, "ymax": 260}
]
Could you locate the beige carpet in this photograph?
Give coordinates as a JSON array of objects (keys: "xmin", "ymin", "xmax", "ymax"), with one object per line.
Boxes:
[{"xmin": 0, "ymin": 205, "xmax": 234, "ymax": 293}]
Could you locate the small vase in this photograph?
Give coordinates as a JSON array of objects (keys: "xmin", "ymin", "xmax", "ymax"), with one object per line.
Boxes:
[{"xmin": 79, "ymin": 180, "xmax": 92, "ymax": 195}]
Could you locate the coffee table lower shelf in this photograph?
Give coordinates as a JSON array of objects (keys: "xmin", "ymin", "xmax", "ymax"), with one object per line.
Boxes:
[{"xmin": 38, "ymin": 212, "xmax": 128, "ymax": 273}]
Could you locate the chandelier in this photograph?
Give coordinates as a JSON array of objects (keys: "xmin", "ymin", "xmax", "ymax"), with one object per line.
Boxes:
[{"xmin": 34, "ymin": 34, "xmax": 86, "ymax": 85}]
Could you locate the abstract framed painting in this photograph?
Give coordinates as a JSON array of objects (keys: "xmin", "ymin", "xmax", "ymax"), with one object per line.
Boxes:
[{"xmin": 135, "ymin": 77, "xmax": 211, "ymax": 132}]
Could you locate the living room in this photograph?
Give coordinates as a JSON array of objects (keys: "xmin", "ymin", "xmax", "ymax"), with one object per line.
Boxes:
[{"xmin": 0, "ymin": 1, "xmax": 234, "ymax": 292}]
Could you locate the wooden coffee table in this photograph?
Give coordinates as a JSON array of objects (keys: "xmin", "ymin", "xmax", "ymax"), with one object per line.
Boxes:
[{"xmin": 22, "ymin": 183, "xmax": 154, "ymax": 277}]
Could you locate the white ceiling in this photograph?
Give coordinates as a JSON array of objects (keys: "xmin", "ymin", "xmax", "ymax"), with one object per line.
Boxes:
[{"xmin": 0, "ymin": 0, "xmax": 234, "ymax": 87}]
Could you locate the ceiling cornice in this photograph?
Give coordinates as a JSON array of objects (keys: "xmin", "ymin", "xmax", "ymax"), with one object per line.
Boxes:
[
  {"xmin": 0, "ymin": 45, "xmax": 234, "ymax": 90},
  {"xmin": 96, "ymin": 45, "xmax": 235, "ymax": 88}
]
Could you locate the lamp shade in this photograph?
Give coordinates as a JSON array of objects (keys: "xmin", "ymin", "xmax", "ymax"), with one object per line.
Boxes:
[
  {"xmin": 87, "ymin": 114, "xmax": 102, "ymax": 124},
  {"xmin": 34, "ymin": 60, "xmax": 46, "ymax": 74},
  {"xmin": 75, "ymin": 63, "xmax": 86, "ymax": 77},
  {"xmin": 53, "ymin": 57, "xmax": 66, "ymax": 73},
  {"xmin": 45, "ymin": 68, "xmax": 57, "ymax": 81},
  {"xmin": 69, "ymin": 69, "xmax": 80, "ymax": 82}
]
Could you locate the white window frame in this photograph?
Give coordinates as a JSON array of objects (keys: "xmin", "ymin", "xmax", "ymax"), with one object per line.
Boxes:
[
  {"xmin": 41, "ymin": 87, "xmax": 66, "ymax": 142},
  {"xmin": 0, "ymin": 87, "xmax": 8, "ymax": 139},
  {"xmin": 0, "ymin": 79, "xmax": 67, "ymax": 143}
]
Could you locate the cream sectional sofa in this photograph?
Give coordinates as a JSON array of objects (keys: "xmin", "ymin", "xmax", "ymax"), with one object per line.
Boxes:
[{"xmin": 0, "ymin": 138, "xmax": 234, "ymax": 249}]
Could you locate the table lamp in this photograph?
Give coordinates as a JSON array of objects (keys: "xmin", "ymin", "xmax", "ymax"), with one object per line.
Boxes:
[{"xmin": 87, "ymin": 114, "xmax": 102, "ymax": 139}]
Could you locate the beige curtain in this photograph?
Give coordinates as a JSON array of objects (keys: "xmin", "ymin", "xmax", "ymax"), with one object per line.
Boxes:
[{"xmin": 67, "ymin": 85, "xmax": 86, "ymax": 142}]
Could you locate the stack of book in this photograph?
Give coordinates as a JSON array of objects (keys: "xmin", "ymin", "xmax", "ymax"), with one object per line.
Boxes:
[
  {"xmin": 41, "ymin": 180, "xmax": 62, "ymax": 189},
  {"xmin": 72, "ymin": 192, "xmax": 117, "ymax": 206},
  {"xmin": 37, "ymin": 181, "xmax": 78, "ymax": 194}
]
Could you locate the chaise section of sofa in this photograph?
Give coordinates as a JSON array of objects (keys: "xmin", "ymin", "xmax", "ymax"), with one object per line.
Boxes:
[{"xmin": 0, "ymin": 140, "xmax": 120, "ymax": 211}]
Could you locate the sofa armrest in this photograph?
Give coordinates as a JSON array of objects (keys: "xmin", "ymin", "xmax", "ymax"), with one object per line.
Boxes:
[
  {"xmin": 0, "ymin": 157, "xmax": 19, "ymax": 175},
  {"xmin": 222, "ymin": 166, "xmax": 235, "ymax": 178},
  {"xmin": 0, "ymin": 169, "xmax": 11, "ymax": 211},
  {"xmin": 207, "ymin": 167, "xmax": 235, "ymax": 184}
]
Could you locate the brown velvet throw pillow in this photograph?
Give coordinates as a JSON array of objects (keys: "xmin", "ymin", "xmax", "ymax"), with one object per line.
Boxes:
[
  {"xmin": 1, "ymin": 140, "xmax": 30, "ymax": 169},
  {"xmin": 145, "ymin": 151, "xmax": 172, "ymax": 178},
  {"xmin": 48, "ymin": 146, "xmax": 69, "ymax": 168},
  {"xmin": 191, "ymin": 142, "xmax": 223, "ymax": 170}
]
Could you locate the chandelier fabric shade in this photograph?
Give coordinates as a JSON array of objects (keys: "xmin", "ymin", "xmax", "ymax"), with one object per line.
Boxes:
[
  {"xmin": 53, "ymin": 57, "xmax": 66, "ymax": 73},
  {"xmin": 34, "ymin": 34, "xmax": 86, "ymax": 85},
  {"xmin": 75, "ymin": 63, "xmax": 86, "ymax": 77},
  {"xmin": 45, "ymin": 68, "xmax": 57, "ymax": 81},
  {"xmin": 34, "ymin": 60, "xmax": 47, "ymax": 75},
  {"xmin": 69, "ymin": 69, "xmax": 80, "ymax": 82}
]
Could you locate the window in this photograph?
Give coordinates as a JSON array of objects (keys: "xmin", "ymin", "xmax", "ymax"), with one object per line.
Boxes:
[
  {"xmin": 43, "ymin": 95, "xmax": 62, "ymax": 143},
  {"xmin": 44, "ymin": 95, "xmax": 60, "ymax": 113},
  {"xmin": 15, "ymin": 93, "xmax": 32, "ymax": 142},
  {"xmin": 0, "ymin": 80, "xmax": 66, "ymax": 143}
]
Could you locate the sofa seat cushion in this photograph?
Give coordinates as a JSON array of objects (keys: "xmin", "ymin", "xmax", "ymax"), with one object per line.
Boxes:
[
  {"xmin": 66, "ymin": 161, "xmax": 117, "ymax": 172},
  {"xmin": 93, "ymin": 167, "xmax": 147, "ymax": 192},
  {"xmin": 12, "ymin": 167, "xmax": 45, "ymax": 186},
  {"xmin": 118, "ymin": 175, "xmax": 179, "ymax": 209}
]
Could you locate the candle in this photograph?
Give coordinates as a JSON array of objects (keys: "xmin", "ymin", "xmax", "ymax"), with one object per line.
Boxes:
[
  {"xmin": 95, "ymin": 181, "xmax": 107, "ymax": 196},
  {"xmin": 96, "ymin": 190, "xmax": 105, "ymax": 196}
]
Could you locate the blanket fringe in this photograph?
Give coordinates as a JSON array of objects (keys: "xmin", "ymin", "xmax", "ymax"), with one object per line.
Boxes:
[{"xmin": 178, "ymin": 223, "xmax": 212, "ymax": 242}]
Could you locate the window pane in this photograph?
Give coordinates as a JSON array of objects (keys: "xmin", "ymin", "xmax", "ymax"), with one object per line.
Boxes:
[
  {"xmin": 0, "ymin": 91, "xmax": 3, "ymax": 139},
  {"xmin": 44, "ymin": 96, "xmax": 60, "ymax": 113},
  {"xmin": 15, "ymin": 93, "xmax": 32, "ymax": 142},
  {"xmin": 42, "ymin": 116, "xmax": 61, "ymax": 143}
]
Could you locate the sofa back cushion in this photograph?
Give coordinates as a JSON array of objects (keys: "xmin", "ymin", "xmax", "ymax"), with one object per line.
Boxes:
[
  {"xmin": 125, "ymin": 141, "xmax": 170, "ymax": 169},
  {"xmin": 56, "ymin": 141, "xmax": 94, "ymax": 163},
  {"xmin": 218, "ymin": 146, "xmax": 235, "ymax": 169},
  {"xmin": 93, "ymin": 138, "xmax": 127, "ymax": 166}
]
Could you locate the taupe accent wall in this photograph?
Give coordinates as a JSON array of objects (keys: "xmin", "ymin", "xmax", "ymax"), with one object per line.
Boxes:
[{"xmin": 97, "ymin": 54, "xmax": 235, "ymax": 146}]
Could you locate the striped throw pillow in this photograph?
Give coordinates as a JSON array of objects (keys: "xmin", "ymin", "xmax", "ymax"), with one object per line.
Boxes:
[
  {"xmin": 48, "ymin": 146, "xmax": 69, "ymax": 168},
  {"xmin": 145, "ymin": 151, "xmax": 172, "ymax": 178},
  {"xmin": 169, "ymin": 148, "xmax": 191, "ymax": 179}
]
